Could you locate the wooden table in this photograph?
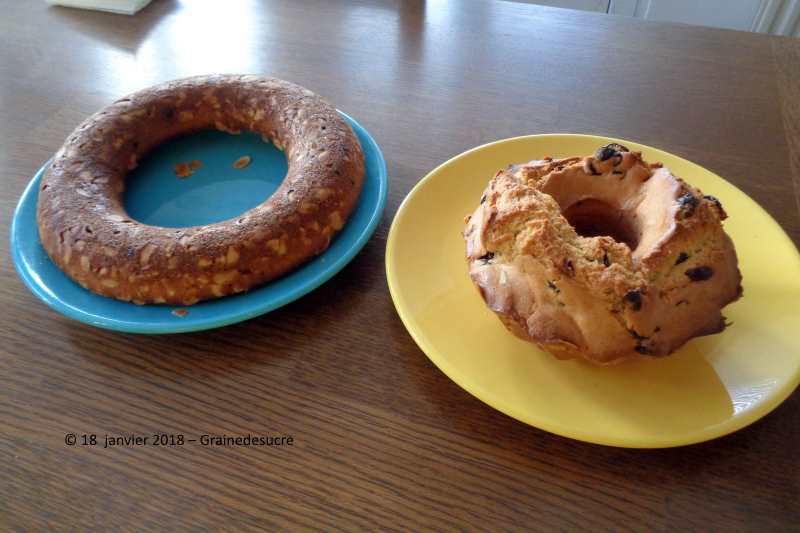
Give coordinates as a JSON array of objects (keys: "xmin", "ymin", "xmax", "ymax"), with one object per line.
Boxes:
[{"xmin": 2, "ymin": 1, "xmax": 799, "ymax": 530}]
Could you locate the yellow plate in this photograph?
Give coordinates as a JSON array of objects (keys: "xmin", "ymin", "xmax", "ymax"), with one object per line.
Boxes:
[{"xmin": 386, "ymin": 134, "xmax": 800, "ymax": 448}]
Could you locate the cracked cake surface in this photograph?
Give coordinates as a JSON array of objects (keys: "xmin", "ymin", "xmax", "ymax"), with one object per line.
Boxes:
[{"xmin": 464, "ymin": 144, "xmax": 742, "ymax": 364}]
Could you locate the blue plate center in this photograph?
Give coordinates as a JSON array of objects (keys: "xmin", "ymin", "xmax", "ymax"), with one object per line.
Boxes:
[{"xmin": 124, "ymin": 130, "xmax": 288, "ymax": 227}]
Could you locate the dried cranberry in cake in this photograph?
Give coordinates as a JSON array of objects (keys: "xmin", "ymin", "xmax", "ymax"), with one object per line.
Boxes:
[{"xmin": 685, "ymin": 266, "xmax": 714, "ymax": 281}]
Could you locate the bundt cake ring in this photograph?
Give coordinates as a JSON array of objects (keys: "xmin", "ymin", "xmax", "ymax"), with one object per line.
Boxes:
[
  {"xmin": 37, "ymin": 75, "xmax": 365, "ymax": 306},
  {"xmin": 464, "ymin": 143, "xmax": 742, "ymax": 365}
]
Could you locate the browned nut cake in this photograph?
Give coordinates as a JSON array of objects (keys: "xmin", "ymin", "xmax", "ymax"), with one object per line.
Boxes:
[
  {"xmin": 464, "ymin": 144, "xmax": 742, "ymax": 365},
  {"xmin": 37, "ymin": 74, "xmax": 365, "ymax": 305}
]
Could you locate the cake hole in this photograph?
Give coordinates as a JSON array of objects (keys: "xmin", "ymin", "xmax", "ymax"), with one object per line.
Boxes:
[
  {"xmin": 563, "ymin": 199, "xmax": 639, "ymax": 250},
  {"xmin": 124, "ymin": 130, "xmax": 287, "ymax": 228}
]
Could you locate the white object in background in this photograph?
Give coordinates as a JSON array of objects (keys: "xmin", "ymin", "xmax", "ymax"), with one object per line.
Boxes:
[
  {"xmin": 752, "ymin": 0, "xmax": 800, "ymax": 36},
  {"xmin": 510, "ymin": 0, "xmax": 610, "ymax": 12},
  {"xmin": 609, "ymin": 0, "xmax": 800, "ymax": 36},
  {"xmin": 610, "ymin": 0, "xmax": 763, "ymax": 31},
  {"xmin": 46, "ymin": 0, "xmax": 153, "ymax": 15}
]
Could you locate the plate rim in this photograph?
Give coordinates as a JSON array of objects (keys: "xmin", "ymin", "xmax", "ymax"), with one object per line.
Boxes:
[
  {"xmin": 11, "ymin": 111, "xmax": 388, "ymax": 334},
  {"xmin": 386, "ymin": 132, "xmax": 800, "ymax": 448}
]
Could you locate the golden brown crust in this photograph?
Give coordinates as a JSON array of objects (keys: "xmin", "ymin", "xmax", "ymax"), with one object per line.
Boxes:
[
  {"xmin": 464, "ymin": 145, "xmax": 742, "ymax": 365},
  {"xmin": 37, "ymin": 75, "xmax": 365, "ymax": 305}
]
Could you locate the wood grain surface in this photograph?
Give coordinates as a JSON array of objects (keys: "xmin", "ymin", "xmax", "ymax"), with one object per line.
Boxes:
[{"xmin": 1, "ymin": 0, "xmax": 799, "ymax": 530}]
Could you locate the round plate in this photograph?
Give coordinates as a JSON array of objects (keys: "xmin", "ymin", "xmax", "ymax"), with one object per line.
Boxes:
[
  {"xmin": 386, "ymin": 133, "xmax": 800, "ymax": 448},
  {"xmin": 11, "ymin": 112, "xmax": 387, "ymax": 333}
]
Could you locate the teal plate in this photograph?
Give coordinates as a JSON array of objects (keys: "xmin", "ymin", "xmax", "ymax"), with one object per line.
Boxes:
[{"xmin": 11, "ymin": 112, "xmax": 387, "ymax": 333}]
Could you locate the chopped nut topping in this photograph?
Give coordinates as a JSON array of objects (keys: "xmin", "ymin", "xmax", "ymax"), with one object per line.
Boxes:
[
  {"xmin": 233, "ymin": 155, "xmax": 252, "ymax": 169},
  {"xmin": 174, "ymin": 162, "xmax": 193, "ymax": 178}
]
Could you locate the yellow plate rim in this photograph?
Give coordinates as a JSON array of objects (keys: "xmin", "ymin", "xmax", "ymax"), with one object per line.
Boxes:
[{"xmin": 386, "ymin": 132, "xmax": 800, "ymax": 448}]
